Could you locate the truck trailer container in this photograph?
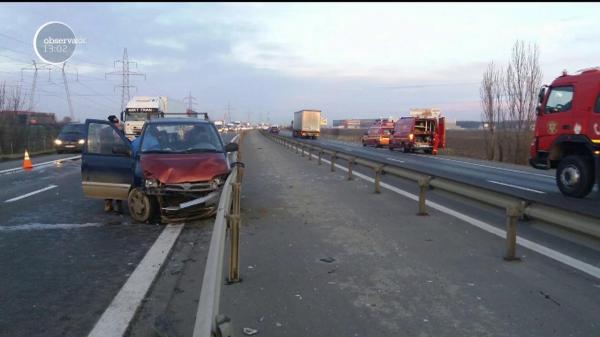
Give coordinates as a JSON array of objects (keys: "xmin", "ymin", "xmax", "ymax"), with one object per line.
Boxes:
[{"xmin": 293, "ymin": 109, "xmax": 321, "ymax": 139}]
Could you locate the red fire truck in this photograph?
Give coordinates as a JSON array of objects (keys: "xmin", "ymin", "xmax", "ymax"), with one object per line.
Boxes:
[
  {"xmin": 389, "ymin": 108, "xmax": 446, "ymax": 154},
  {"xmin": 530, "ymin": 68, "xmax": 600, "ymax": 198}
]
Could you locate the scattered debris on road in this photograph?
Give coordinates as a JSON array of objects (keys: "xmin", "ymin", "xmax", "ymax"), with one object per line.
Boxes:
[
  {"xmin": 319, "ymin": 257, "xmax": 335, "ymax": 263},
  {"xmin": 243, "ymin": 327, "xmax": 259, "ymax": 335}
]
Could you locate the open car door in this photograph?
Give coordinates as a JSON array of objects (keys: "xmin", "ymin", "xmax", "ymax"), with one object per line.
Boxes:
[{"xmin": 81, "ymin": 119, "xmax": 133, "ymax": 200}]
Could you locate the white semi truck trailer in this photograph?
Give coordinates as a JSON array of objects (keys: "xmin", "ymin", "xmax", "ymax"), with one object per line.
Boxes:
[
  {"xmin": 293, "ymin": 109, "xmax": 321, "ymax": 139},
  {"xmin": 121, "ymin": 96, "xmax": 189, "ymax": 140}
]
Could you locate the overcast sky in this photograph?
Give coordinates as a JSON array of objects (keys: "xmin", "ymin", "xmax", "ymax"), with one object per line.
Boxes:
[{"xmin": 1, "ymin": 2, "xmax": 599, "ymax": 125}]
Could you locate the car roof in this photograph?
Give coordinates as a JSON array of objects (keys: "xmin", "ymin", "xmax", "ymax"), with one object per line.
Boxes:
[{"xmin": 146, "ymin": 118, "xmax": 211, "ymax": 125}]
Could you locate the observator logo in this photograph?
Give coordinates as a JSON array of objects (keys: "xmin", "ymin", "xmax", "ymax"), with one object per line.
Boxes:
[{"xmin": 33, "ymin": 21, "xmax": 86, "ymax": 64}]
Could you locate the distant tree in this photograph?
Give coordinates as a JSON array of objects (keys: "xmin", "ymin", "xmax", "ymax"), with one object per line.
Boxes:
[
  {"xmin": 504, "ymin": 40, "xmax": 542, "ymax": 164},
  {"xmin": 480, "ymin": 62, "xmax": 505, "ymax": 161}
]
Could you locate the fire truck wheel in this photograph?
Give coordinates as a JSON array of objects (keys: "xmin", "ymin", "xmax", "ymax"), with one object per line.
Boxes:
[
  {"xmin": 128, "ymin": 188, "xmax": 157, "ymax": 223},
  {"xmin": 556, "ymin": 155, "xmax": 595, "ymax": 198}
]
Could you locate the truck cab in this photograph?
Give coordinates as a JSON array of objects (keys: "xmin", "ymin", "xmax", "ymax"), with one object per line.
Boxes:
[
  {"xmin": 530, "ymin": 68, "xmax": 600, "ymax": 198},
  {"xmin": 122, "ymin": 96, "xmax": 166, "ymax": 140}
]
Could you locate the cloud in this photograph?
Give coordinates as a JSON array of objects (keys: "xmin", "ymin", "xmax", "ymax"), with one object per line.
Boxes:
[{"xmin": 145, "ymin": 37, "xmax": 187, "ymax": 51}]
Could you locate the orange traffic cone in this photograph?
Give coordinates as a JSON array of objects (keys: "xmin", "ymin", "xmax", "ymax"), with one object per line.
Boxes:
[{"xmin": 23, "ymin": 150, "xmax": 33, "ymax": 170}]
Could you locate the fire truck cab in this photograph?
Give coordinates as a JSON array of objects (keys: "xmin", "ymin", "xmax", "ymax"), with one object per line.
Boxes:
[{"xmin": 530, "ymin": 68, "xmax": 600, "ymax": 198}]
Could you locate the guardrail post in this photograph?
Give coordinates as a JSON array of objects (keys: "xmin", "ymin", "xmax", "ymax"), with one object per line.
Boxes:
[
  {"xmin": 374, "ymin": 165, "xmax": 384, "ymax": 194},
  {"xmin": 331, "ymin": 151, "xmax": 337, "ymax": 172},
  {"xmin": 417, "ymin": 176, "xmax": 431, "ymax": 216},
  {"xmin": 347, "ymin": 157, "xmax": 355, "ymax": 180},
  {"xmin": 318, "ymin": 150, "xmax": 323, "ymax": 165},
  {"xmin": 227, "ymin": 181, "xmax": 242, "ymax": 283},
  {"xmin": 504, "ymin": 205, "xmax": 521, "ymax": 261}
]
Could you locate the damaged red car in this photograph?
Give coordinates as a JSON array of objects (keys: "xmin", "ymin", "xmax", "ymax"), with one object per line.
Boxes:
[{"xmin": 81, "ymin": 118, "xmax": 238, "ymax": 223}]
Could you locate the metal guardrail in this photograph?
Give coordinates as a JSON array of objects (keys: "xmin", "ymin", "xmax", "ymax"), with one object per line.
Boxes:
[
  {"xmin": 193, "ymin": 132, "xmax": 245, "ymax": 337},
  {"xmin": 263, "ymin": 131, "xmax": 600, "ymax": 260}
]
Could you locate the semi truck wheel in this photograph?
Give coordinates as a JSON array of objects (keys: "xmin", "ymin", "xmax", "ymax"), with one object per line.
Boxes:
[
  {"xmin": 127, "ymin": 188, "xmax": 157, "ymax": 223},
  {"xmin": 556, "ymin": 155, "xmax": 595, "ymax": 198}
]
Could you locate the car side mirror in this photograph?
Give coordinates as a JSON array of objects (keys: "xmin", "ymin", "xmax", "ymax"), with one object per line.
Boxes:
[
  {"xmin": 112, "ymin": 144, "xmax": 131, "ymax": 156},
  {"xmin": 536, "ymin": 106, "xmax": 543, "ymax": 116},
  {"xmin": 225, "ymin": 142, "xmax": 239, "ymax": 152}
]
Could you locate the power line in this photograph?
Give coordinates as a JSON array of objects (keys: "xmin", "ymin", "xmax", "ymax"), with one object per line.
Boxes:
[
  {"xmin": 106, "ymin": 48, "xmax": 146, "ymax": 112},
  {"xmin": 184, "ymin": 91, "xmax": 197, "ymax": 112}
]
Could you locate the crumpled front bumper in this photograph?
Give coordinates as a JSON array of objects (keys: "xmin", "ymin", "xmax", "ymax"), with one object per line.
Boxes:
[{"xmin": 161, "ymin": 191, "xmax": 221, "ymax": 211}]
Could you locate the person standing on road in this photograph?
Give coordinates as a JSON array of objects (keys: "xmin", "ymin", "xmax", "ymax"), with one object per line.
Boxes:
[{"xmin": 104, "ymin": 115, "xmax": 127, "ymax": 214}]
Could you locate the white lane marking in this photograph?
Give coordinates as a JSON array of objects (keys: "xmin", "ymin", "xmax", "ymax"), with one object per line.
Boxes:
[
  {"xmin": 408, "ymin": 154, "xmax": 554, "ymax": 179},
  {"xmin": 0, "ymin": 155, "xmax": 81, "ymax": 175},
  {"xmin": 487, "ymin": 180, "xmax": 546, "ymax": 194},
  {"xmin": 4, "ymin": 185, "xmax": 58, "ymax": 203},
  {"xmin": 294, "ymin": 146, "xmax": 600, "ymax": 279},
  {"xmin": 386, "ymin": 157, "xmax": 405, "ymax": 163},
  {"xmin": 0, "ymin": 223, "xmax": 102, "ymax": 232},
  {"xmin": 87, "ymin": 224, "xmax": 184, "ymax": 337}
]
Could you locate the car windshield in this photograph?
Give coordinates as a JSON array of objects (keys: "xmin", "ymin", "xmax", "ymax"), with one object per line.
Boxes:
[
  {"xmin": 60, "ymin": 124, "xmax": 85, "ymax": 135},
  {"xmin": 140, "ymin": 122, "xmax": 223, "ymax": 154},
  {"xmin": 125, "ymin": 111, "xmax": 161, "ymax": 121}
]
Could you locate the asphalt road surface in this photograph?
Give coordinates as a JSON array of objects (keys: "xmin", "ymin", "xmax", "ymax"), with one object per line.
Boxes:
[
  {"xmin": 279, "ymin": 131, "xmax": 600, "ymax": 218},
  {"xmin": 220, "ymin": 131, "xmax": 600, "ymax": 337},
  {"xmin": 0, "ymin": 133, "xmax": 235, "ymax": 337}
]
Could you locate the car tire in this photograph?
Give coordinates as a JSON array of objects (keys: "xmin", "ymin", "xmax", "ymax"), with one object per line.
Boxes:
[
  {"xmin": 556, "ymin": 155, "xmax": 595, "ymax": 198},
  {"xmin": 424, "ymin": 149, "xmax": 432, "ymax": 154},
  {"xmin": 127, "ymin": 188, "xmax": 157, "ymax": 223},
  {"xmin": 362, "ymin": 141, "xmax": 366, "ymax": 147}
]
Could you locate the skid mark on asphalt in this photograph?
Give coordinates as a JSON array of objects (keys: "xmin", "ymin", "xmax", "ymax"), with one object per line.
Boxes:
[
  {"xmin": 0, "ymin": 223, "xmax": 103, "ymax": 231},
  {"xmin": 4, "ymin": 185, "xmax": 58, "ymax": 203}
]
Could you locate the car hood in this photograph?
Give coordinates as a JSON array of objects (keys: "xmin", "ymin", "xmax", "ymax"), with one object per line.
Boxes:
[{"xmin": 141, "ymin": 153, "xmax": 230, "ymax": 184}]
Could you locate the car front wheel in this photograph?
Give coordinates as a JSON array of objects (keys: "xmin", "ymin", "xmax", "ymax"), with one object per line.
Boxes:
[{"xmin": 127, "ymin": 188, "xmax": 156, "ymax": 223}]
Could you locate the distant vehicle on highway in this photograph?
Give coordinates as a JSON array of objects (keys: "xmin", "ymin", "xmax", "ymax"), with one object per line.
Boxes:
[
  {"xmin": 54, "ymin": 123, "xmax": 86, "ymax": 153},
  {"xmin": 362, "ymin": 119, "xmax": 395, "ymax": 148},
  {"xmin": 389, "ymin": 108, "xmax": 446, "ymax": 154},
  {"xmin": 122, "ymin": 96, "xmax": 167, "ymax": 140},
  {"xmin": 268, "ymin": 126, "xmax": 280, "ymax": 134},
  {"xmin": 530, "ymin": 68, "xmax": 600, "ymax": 198},
  {"xmin": 81, "ymin": 118, "xmax": 239, "ymax": 223},
  {"xmin": 293, "ymin": 109, "xmax": 321, "ymax": 139}
]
